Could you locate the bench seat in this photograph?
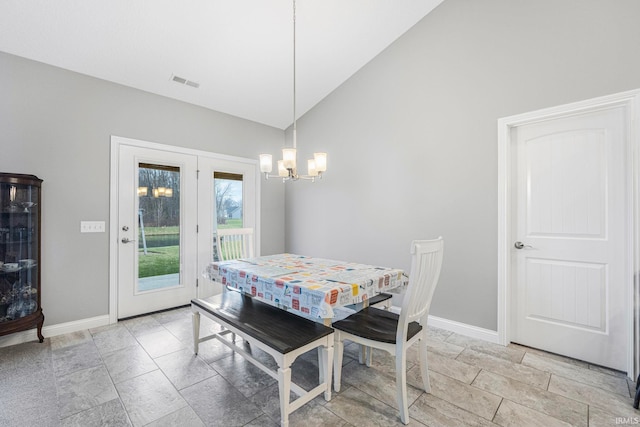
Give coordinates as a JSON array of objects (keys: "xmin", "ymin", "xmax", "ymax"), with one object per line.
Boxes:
[{"xmin": 191, "ymin": 292, "xmax": 334, "ymax": 427}]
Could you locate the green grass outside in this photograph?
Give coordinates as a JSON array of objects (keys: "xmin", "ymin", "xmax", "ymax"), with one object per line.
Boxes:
[
  {"xmin": 142, "ymin": 226, "xmax": 179, "ymax": 235},
  {"xmin": 218, "ymin": 219, "xmax": 243, "ymax": 229},
  {"xmin": 138, "ymin": 220, "xmax": 244, "ymax": 277},
  {"xmin": 138, "ymin": 245, "xmax": 179, "ymax": 278},
  {"xmin": 141, "ymin": 219, "xmax": 242, "ymax": 235}
]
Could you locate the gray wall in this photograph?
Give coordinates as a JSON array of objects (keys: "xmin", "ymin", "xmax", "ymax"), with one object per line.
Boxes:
[
  {"xmin": 285, "ymin": 0, "xmax": 640, "ymax": 330},
  {"xmin": 0, "ymin": 52, "xmax": 285, "ymax": 325}
]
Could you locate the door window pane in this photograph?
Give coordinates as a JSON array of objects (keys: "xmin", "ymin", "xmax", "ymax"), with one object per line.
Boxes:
[
  {"xmin": 137, "ymin": 164, "xmax": 181, "ymax": 291},
  {"xmin": 213, "ymin": 172, "xmax": 243, "ymax": 261}
]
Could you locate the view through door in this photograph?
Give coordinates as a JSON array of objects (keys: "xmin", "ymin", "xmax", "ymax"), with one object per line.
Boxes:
[
  {"xmin": 117, "ymin": 145, "xmax": 197, "ymax": 319},
  {"xmin": 196, "ymin": 158, "xmax": 257, "ymax": 299},
  {"xmin": 111, "ymin": 137, "xmax": 259, "ymax": 321},
  {"xmin": 212, "ymin": 172, "xmax": 245, "ymax": 262}
]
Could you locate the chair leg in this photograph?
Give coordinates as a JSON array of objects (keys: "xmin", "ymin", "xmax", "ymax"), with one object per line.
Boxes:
[
  {"xmin": 358, "ymin": 345, "xmax": 366, "ymax": 364},
  {"xmin": 324, "ymin": 343, "xmax": 333, "ymax": 401},
  {"xmin": 395, "ymin": 346, "xmax": 409, "ymax": 425},
  {"xmin": 192, "ymin": 311, "xmax": 200, "ymax": 355},
  {"xmin": 419, "ymin": 335, "xmax": 431, "ymax": 393},
  {"xmin": 333, "ymin": 332, "xmax": 344, "ymax": 392}
]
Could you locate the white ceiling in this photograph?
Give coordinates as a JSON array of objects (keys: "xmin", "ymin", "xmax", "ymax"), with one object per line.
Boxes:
[{"xmin": 0, "ymin": 0, "xmax": 444, "ymax": 129}]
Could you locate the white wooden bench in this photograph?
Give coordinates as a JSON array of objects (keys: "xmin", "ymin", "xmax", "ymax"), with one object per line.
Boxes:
[{"xmin": 191, "ymin": 291, "xmax": 334, "ymax": 427}]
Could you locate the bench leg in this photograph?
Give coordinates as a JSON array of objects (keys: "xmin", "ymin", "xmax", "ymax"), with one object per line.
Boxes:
[
  {"xmin": 192, "ymin": 311, "xmax": 200, "ymax": 355},
  {"xmin": 278, "ymin": 366, "xmax": 292, "ymax": 427},
  {"xmin": 317, "ymin": 347, "xmax": 325, "ymax": 383},
  {"xmin": 333, "ymin": 332, "xmax": 344, "ymax": 392}
]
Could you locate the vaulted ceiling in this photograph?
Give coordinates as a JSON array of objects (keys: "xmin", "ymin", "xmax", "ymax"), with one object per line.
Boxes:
[{"xmin": 0, "ymin": 0, "xmax": 444, "ymax": 129}]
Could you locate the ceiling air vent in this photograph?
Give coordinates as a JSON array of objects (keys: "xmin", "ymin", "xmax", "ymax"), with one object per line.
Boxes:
[{"xmin": 171, "ymin": 74, "xmax": 199, "ymax": 89}]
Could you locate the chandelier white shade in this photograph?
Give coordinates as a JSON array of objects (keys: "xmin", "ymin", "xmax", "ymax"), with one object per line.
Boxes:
[{"xmin": 259, "ymin": 0, "xmax": 327, "ymax": 182}]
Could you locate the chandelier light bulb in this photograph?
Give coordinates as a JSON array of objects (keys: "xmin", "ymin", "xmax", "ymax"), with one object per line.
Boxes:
[{"xmin": 259, "ymin": 154, "xmax": 273, "ymax": 173}]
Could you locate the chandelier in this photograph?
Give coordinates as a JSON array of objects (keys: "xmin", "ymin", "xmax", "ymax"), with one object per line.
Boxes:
[{"xmin": 259, "ymin": 0, "xmax": 327, "ymax": 182}]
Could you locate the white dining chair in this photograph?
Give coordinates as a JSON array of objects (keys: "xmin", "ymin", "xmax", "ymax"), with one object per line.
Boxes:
[
  {"xmin": 216, "ymin": 227, "xmax": 255, "ymax": 261},
  {"xmin": 332, "ymin": 237, "xmax": 444, "ymax": 425}
]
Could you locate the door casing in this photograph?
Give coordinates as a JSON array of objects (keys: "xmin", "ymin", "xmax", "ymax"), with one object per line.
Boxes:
[
  {"xmin": 497, "ymin": 89, "xmax": 640, "ymax": 377},
  {"xmin": 109, "ymin": 135, "xmax": 260, "ymax": 323}
]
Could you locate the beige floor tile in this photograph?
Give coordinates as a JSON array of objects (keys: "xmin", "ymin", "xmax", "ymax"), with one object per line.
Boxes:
[
  {"xmin": 457, "ymin": 348, "xmax": 550, "ymax": 389},
  {"xmin": 445, "ymin": 334, "xmax": 525, "ymax": 364},
  {"xmin": 409, "ymin": 393, "xmax": 499, "ymax": 427},
  {"xmin": 340, "ymin": 358, "xmax": 423, "ymax": 410},
  {"xmin": 425, "ymin": 336, "xmax": 465, "ymax": 359},
  {"xmin": 587, "ymin": 405, "xmax": 639, "ymax": 427},
  {"xmin": 509, "ymin": 343, "xmax": 589, "ymax": 369},
  {"xmin": 523, "ymin": 353, "xmax": 629, "ymax": 396},
  {"xmin": 493, "ymin": 399, "xmax": 572, "ymax": 427},
  {"xmin": 428, "ymin": 370, "xmax": 502, "ymax": 420},
  {"xmin": 427, "ymin": 326, "xmax": 454, "ymax": 342},
  {"xmin": 472, "ymin": 370, "xmax": 587, "ymax": 427},
  {"xmin": 588, "ymin": 363, "xmax": 627, "ymax": 379},
  {"xmin": 547, "ymin": 375, "xmax": 636, "ymax": 419},
  {"xmin": 7, "ymin": 311, "xmax": 640, "ymax": 427},
  {"xmin": 50, "ymin": 330, "xmax": 93, "ymax": 351},
  {"xmin": 422, "ymin": 350, "xmax": 480, "ymax": 384},
  {"xmin": 324, "ymin": 386, "xmax": 408, "ymax": 426}
]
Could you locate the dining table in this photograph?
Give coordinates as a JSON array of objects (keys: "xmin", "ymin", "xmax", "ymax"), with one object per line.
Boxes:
[{"xmin": 203, "ymin": 253, "xmax": 406, "ymax": 325}]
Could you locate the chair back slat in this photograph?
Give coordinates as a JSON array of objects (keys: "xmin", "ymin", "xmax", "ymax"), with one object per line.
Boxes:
[
  {"xmin": 217, "ymin": 228, "xmax": 255, "ymax": 261},
  {"xmin": 397, "ymin": 237, "xmax": 444, "ymax": 341}
]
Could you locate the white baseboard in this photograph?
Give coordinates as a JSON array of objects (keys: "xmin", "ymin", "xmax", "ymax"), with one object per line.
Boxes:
[
  {"xmin": 428, "ymin": 314, "xmax": 500, "ymax": 344},
  {"xmin": 387, "ymin": 304, "xmax": 500, "ymax": 344},
  {"xmin": 0, "ymin": 310, "xmax": 501, "ymax": 349},
  {"xmin": 0, "ymin": 314, "xmax": 111, "ymax": 348}
]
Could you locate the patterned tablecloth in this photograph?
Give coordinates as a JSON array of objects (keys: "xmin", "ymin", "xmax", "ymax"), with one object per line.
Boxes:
[{"xmin": 203, "ymin": 253, "xmax": 405, "ymax": 320}]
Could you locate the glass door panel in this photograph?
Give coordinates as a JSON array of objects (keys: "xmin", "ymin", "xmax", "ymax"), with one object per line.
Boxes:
[
  {"xmin": 137, "ymin": 164, "xmax": 181, "ymax": 292},
  {"xmin": 213, "ymin": 172, "xmax": 243, "ymax": 262},
  {"xmin": 197, "ymin": 157, "xmax": 257, "ymax": 298},
  {"xmin": 117, "ymin": 143, "xmax": 197, "ymax": 319}
]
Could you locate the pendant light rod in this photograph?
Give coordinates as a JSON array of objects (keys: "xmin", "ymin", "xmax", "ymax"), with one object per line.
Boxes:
[
  {"xmin": 292, "ymin": 0, "xmax": 297, "ymax": 149},
  {"xmin": 258, "ymin": 0, "xmax": 327, "ymax": 182}
]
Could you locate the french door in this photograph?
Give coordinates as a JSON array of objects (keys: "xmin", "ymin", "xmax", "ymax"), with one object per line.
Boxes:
[
  {"xmin": 117, "ymin": 144, "xmax": 198, "ymax": 318},
  {"xmin": 197, "ymin": 157, "xmax": 258, "ymax": 299},
  {"xmin": 110, "ymin": 136, "xmax": 259, "ymax": 320}
]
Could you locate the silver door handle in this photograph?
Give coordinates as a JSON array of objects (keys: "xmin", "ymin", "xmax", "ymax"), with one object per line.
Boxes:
[
  {"xmin": 514, "ymin": 241, "xmax": 533, "ymax": 250},
  {"xmin": 121, "ymin": 238, "xmax": 136, "ymax": 244}
]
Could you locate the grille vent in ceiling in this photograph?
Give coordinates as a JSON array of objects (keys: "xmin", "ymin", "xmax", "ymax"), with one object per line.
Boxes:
[{"xmin": 171, "ymin": 74, "xmax": 200, "ymax": 89}]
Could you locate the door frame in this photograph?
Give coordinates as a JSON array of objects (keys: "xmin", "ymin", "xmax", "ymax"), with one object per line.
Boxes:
[
  {"xmin": 497, "ymin": 89, "xmax": 640, "ymax": 377},
  {"xmin": 109, "ymin": 135, "xmax": 261, "ymax": 324}
]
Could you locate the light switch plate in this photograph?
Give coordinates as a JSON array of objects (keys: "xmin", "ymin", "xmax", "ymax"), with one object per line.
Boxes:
[{"xmin": 81, "ymin": 221, "xmax": 106, "ymax": 233}]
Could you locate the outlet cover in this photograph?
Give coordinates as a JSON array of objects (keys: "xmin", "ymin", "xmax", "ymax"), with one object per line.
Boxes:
[{"xmin": 80, "ymin": 221, "xmax": 106, "ymax": 233}]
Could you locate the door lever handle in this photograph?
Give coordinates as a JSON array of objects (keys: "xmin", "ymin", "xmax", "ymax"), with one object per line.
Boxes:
[
  {"xmin": 121, "ymin": 237, "xmax": 136, "ymax": 244},
  {"xmin": 514, "ymin": 241, "xmax": 533, "ymax": 250}
]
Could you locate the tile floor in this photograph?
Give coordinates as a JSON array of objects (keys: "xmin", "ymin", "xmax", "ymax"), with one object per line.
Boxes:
[{"xmin": 1, "ymin": 306, "xmax": 638, "ymax": 426}]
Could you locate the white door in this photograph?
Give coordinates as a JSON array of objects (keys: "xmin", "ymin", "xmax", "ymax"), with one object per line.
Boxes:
[
  {"xmin": 511, "ymin": 106, "xmax": 628, "ymax": 370},
  {"xmin": 117, "ymin": 144, "xmax": 198, "ymax": 318},
  {"xmin": 197, "ymin": 157, "xmax": 258, "ymax": 298}
]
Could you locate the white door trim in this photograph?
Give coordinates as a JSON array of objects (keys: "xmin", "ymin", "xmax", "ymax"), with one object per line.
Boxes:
[
  {"xmin": 109, "ymin": 135, "xmax": 261, "ymax": 324},
  {"xmin": 497, "ymin": 89, "xmax": 640, "ymax": 377}
]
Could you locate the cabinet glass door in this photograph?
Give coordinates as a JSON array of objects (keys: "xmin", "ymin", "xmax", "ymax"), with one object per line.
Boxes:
[{"xmin": 0, "ymin": 173, "xmax": 43, "ymax": 342}]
